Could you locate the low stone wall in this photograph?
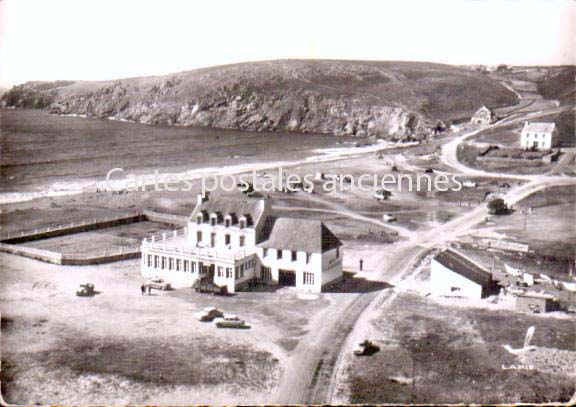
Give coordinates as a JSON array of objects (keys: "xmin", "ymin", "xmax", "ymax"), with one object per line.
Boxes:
[
  {"xmin": 0, "ymin": 242, "xmax": 141, "ymax": 265},
  {"xmin": 1, "ymin": 214, "xmax": 144, "ymax": 244},
  {"xmin": 141, "ymin": 210, "xmax": 188, "ymax": 226},
  {"xmin": 477, "ymin": 150, "xmax": 560, "ymax": 163},
  {"xmin": 0, "ymin": 211, "xmax": 186, "ymax": 265},
  {"xmin": 61, "ymin": 250, "xmax": 141, "ymax": 265},
  {"xmin": 0, "ymin": 242, "xmax": 63, "ymax": 264}
]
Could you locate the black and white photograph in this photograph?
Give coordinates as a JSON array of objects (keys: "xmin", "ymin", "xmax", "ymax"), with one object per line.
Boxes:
[{"xmin": 0, "ymin": 0, "xmax": 574, "ymax": 404}]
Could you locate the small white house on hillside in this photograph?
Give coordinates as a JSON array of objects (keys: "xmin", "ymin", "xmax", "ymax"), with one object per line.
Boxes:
[
  {"xmin": 470, "ymin": 105, "xmax": 496, "ymax": 125},
  {"xmin": 520, "ymin": 122, "xmax": 556, "ymax": 151},
  {"xmin": 430, "ymin": 249, "xmax": 495, "ymax": 299}
]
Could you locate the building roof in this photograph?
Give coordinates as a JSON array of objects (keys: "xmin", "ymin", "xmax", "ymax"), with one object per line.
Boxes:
[
  {"xmin": 476, "ymin": 105, "xmax": 492, "ymax": 113},
  {"xmin": 258, "ymin": 217, "xmax": 342, "ymax": 253},
  {"xmin": 522, "ymin": 122, "xmax": 556, "ymax": 134},
  {"xmin": 434, "ymin": 249, "xmax": 492, "ymax": 286},
  {"xmin": 190, "ymin": 195, "xmax": 266, "ymax": 227}
]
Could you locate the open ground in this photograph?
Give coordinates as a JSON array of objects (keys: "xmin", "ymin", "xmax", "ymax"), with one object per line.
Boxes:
[{"xmin": 1, "ymin": 66, "xmax": 575, "ymax": 404}]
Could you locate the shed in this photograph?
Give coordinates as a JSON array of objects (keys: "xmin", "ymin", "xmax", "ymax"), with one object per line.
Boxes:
[
  {"xmin": 430, "ymin": 249, "xmax": 497, "ymax": 299},
  {"xmin": 515, "ymin": 293, "xmax": 558, "ymax": 313}
]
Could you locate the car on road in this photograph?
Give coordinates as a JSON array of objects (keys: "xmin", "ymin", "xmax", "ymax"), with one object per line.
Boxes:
[
  {"xmin": 424, "ymin": 168, "xmax": 434, "ymax": 174},
  {"xmin": 76, "ymin": 283, "xmax": 96, "ymax": 297},
  {"xmin": 146, "ymin": 278, "xmax": 171, "ymax": 291},
  {"xmin": 214, "ymin": 315, "xmax": 247, "ymax": 329},
  {"xmin": 374, "ymin": 189, "xmax": 392, "ymax": 200},
  {"xmin": 382, "ymin": 213, "xmax": 397, "ymax": 222},
  {"xmin": 353, "ymin": 340, "xmax": 380, "ymax": 356},
  {"xmin": 196, "ymin": 307, "xmax": 224, "ymax": 322}
]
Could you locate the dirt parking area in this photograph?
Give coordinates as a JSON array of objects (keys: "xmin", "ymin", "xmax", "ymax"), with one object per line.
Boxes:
[
  {"xmin": 336, "ymin": 292, "xmax": 576, "ymax": 404},
  {"xmin": 0, "ymin": 252, "xmax": 335, "ymax": 405}
]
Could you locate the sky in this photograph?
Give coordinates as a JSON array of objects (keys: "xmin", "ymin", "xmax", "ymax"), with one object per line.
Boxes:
[{"xmin": 0, "ymin": 0, "xmax": 574, "ymax": 86}]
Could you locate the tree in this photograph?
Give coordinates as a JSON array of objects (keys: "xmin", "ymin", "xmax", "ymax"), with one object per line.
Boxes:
[{"xmin": 488, "ymin": 198, "xmax": 509, "ymax": 215}]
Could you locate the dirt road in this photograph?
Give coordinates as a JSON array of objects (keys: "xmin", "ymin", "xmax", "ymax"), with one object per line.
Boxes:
[{"xmin": 273, "ymin": 104, "xmax": 576, "ymax": 404}]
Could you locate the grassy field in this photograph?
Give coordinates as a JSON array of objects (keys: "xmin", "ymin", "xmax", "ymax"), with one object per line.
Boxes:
[
  {"xmin": 456, "ymin": 142, "xmax": 556, "ymax": 175},
  {"xmin": 342, "ymin": 292, "xmax": 576, "ymax": 404}
]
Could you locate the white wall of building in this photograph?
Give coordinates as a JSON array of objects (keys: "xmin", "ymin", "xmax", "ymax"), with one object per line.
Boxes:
[
  {"xmin": 520, "ymin": 130, "xmax": 554, "ymax": 151},
  {"xmin": 430, "ymin": 258, "xmax": 483, "ymax": 299},
  {"xmin": 141, "ymin": 248, "xmax": 203, "ymax": 287}
]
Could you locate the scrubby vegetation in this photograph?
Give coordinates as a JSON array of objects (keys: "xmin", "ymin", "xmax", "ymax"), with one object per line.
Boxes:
[{"xmin": 1, "ymin": 60, "xmax": 517, "ymax": 140}]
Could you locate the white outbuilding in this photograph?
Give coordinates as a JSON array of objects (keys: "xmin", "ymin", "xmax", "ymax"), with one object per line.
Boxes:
[{"xmin": 430, "ymin": 249, "xmax": 495, "ymax": 299}]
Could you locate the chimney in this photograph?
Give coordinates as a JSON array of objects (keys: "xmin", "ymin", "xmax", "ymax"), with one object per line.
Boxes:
[
  {"xmin": 259, "ymin": 196, "xmax": 271, "ymax": 213},
  {"xmin": 197, "ymin": 192, "xmax": 209, "ymax": 206}
]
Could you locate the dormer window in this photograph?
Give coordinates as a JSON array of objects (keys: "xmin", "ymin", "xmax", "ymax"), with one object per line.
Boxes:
[
  {"xmin": 210, "ymin": 214, "xmax": 217, "ymax": 226},
  {"xmin": 225, "ymin": 218, "xmax": 231, "ymax": 227},
  {"xmin": 239, "ymin": 218, "xmax": 246, "ymax": 229},
  {"xmin": 197, "ymin": 214, "xmax": 203, "ymax": 224}
]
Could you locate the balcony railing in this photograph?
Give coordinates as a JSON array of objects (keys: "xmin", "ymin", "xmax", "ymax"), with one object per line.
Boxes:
[{"xmin": 142, "ymin": 241, "xmax": 253, "ymax": 261}]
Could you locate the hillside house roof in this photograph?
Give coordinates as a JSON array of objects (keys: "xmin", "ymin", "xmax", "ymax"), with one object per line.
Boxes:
[
  {"xmin": 434, "ymin": 249, "xmax": 492, "ymax": 286},
  {"xmin": 258, "ymin": 217, "xmax": 342, "ymax": 253},
  {"xmin": 522, "ymin": 122, "xmax": 555, "ymax": 134},
  {"xmin": 190, "ymin": 195, "xmax": 265, "ymax": 227}
]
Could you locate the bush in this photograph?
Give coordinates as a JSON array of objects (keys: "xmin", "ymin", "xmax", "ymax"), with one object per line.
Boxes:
[{"xmin": 487, "ymin": 198, "xmax": 509, "ymax": 215}]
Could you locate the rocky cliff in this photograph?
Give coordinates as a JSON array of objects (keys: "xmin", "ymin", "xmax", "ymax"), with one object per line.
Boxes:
[{"xmin": 1, "ymin": 60, "xmax": 518, "ymax": 140}]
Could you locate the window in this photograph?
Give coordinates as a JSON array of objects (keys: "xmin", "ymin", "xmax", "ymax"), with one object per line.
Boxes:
[
  {"xmin": 211, "ymin": 217, "xmax": 216, "ymax": 226},
  {"xmin": 184, "ymin": 260, "xmax": 189, "ymax": 272},
  {"xmin": 235, "ymin": 266, "xmax": 239, "ymax": 279},
  {"xmin": 226, "ymin": 268, "xmax": 232, "ymax": 278},
  {"xmin": 240, "ymin": 219, "xmax": 246, "ymax": 229},
  {"xmin": 306, "ymin": 253, "xmax": 311, "ymax": 264},
  {"xmin": 240, "ymin": 236, "xmax": 245, "ymax": 247},
  {"xmin": 277, "ymin": 250, "xmax": 283, "ymax": 260},
  {"xmin": 263, "ymin": 248, "xmax": 268, "ymax": 257},
  {"xmin": 217, "ymin": 266, "xmax": 223, "ymax": 277},
  {"xmin": 211, "ymin": 233, "xmax": 216, "ymax": 247},
  {"xmin": 225, "ymin": 234, "xmax": 231, "ymax": 245},
  {"xmin": 451, "ymin": 287, "xmax": 461, "ymax": 292},
  {"xmin": 225, "ymin": 218, "xmax": 231, "ymax": 227},
  {"xmin": 161, "ymin": 257, "xmax": 167, "ymax": 270},
  {"xmin": 304, "ymin": 272, "xmax": 314, "ymax": 285},
  {"xmin": 169, "ymin": 258, "xmax": 174, "ymax": 271},
  {"xmin": 261, "ymin": 266, "xmax": 272, "ymax": 282},
  {"xmin": 197, "ymin": 231, "xmax": 202, "ymax": 243},
  {"xmin": 147, "ymin": 255, "xmax": 152, "ymax": 267},
  {"xmin": 336, "ymin": 247, "xmax": 340, "ymax": 258},
  {"xmin": 197, "ymin": 214, "xmax": 203, "ymax": 224},
  {"xmin": 176, "ymin": 259, "xmax": 181, "ymax": 271},
  {"xmin": 154, "ymin": 255, "xmax": 159, "ymax": 268},
  {"xmin": 291, "ymin": 251, "xmax": 297, "ymax": 262},
  {"xmin": 191, "ymin": 262, "xmax": 196, "ymax": 273}
]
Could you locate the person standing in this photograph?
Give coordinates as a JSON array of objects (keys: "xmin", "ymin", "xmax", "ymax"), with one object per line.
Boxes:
[
  {"xmin": 147, "ymin": 285, "xmax": 152, "ymax": 295},
  {"xmin": 140, "ymin": 284, "xmax": 146, "ymax": 295},
  {"xmin": 359, "ymin": 258, "xmax": 364, "ymax": 271}
]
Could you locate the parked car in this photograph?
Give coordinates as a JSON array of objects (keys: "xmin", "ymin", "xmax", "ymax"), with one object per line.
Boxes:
[
  {"xmin": 374, "ymin": 189, "xmax": 392, "ymax": 200},
  {"xmin": 382, "ymin": 213, "xmax": 397, "ymax": 222},
  {"xmin": 214, "ymin": 315, "xmax": 247, "ymax": 329},
  {"xmin": 353, "ymin": 340, "xmax": 380, "ymax": 356},
  {"xmin": 146, "ymin": 278, "xmax": 171, "ymax": 290},
  {"xmin": 196, "ymin": 307, "xmax": 224, "ymax": 322},
  {"xmin": 76, "ymin": 283, "xmax": 95, "ymax": 297}
]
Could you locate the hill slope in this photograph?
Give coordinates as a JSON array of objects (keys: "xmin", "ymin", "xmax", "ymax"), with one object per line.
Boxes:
[{"xmin": 0, "ymin": 60, "xmax": 517, "ymax": 140}]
